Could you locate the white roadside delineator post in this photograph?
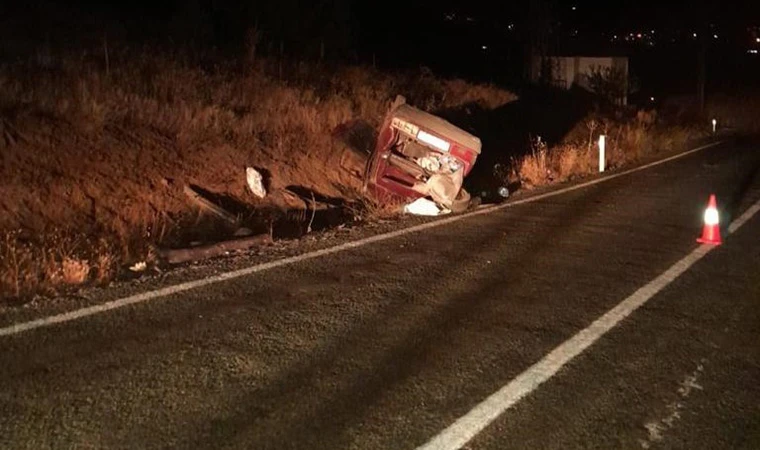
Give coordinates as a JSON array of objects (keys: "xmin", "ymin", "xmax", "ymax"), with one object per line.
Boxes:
[
  {"xmin": 598, "ymin": 135, "xmax": 606, "ymax": 173},
  {"xmin": 712, "ymin": 119, "xmax": 717, "ymax": 134}
]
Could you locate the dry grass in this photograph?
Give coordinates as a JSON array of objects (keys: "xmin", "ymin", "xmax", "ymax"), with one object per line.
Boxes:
[
  {"xmin": 518, "ymin": 136, "xmax": 551, "ymax": 187},
  {"xmin": 349, "ymin": 196, "xmax": 406, "ymax": 223},
  {"xmin": 0, "ymin": 50, "xmax": 513, "ymax": 147},
  {"xmin": 0, "ymin": 231, "xmax": 119, "ymax": 299},
  {"xmin": 0, "ymin": 46, "xmax": 516, "ymax": 301},
  {"xmin": 517, "ymin": 111, "xmax": 703, "ymax": 186}
]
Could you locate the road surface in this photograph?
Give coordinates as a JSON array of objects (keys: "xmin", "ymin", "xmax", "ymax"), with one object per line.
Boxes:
[{"xmin": 1, "ymin": 139, "xmax": 759, "ymax": 449}]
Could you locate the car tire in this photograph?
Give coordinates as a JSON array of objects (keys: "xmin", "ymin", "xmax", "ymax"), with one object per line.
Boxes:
[{"xmin": 449, "ymin": 188, "xmax": 472, "ymax": 213}]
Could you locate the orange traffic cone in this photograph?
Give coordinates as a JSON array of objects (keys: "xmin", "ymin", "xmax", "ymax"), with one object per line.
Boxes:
[{"xmin": 697, "ymin": 194, "xmax": 722, "ymax": 245}]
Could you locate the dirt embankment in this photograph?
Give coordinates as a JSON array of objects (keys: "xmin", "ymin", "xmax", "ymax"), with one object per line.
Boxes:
[{"xmin": 0, "ymin": 50, "xmax": 517, "ymax": 300}]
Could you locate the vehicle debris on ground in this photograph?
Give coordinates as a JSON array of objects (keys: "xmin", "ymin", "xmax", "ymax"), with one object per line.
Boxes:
[
  {"xmin": 402, "ymin": 198, "xmax": 451, "ymax": 216},
  {"xmin": 158, "ymin": 233, "xmax": 272, "ymax": 265},
  {"xmin": 246, "ymin": 167, "xmax": 267, "ymax": 198}
]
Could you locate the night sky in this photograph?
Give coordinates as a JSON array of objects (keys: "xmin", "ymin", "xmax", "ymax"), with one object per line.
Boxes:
[
  {"xmin": 5, "ymin": 1, "xmax": 759, "ymax": 44},
  {"xmin": 2, "ymin": 1, "xmax": 760, "ymax": 90}
]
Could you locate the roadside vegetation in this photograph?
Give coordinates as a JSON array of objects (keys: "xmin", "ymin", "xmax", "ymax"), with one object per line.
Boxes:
[
  {"xmin": 515, "ymin": 89, "xmax": 760, "ymax": 188},
  {"xmin": 516, "ymin": 110, "xmax": 702, "ymax": 187},
  {"xmin": 0, "ymin": 46, "xmax": 515, "ymax": 301}
]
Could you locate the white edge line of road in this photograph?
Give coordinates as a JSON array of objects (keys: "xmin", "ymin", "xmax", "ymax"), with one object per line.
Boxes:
[
  {"xmin": 0, "ymin": 141, "xmax": 725, "ymax": 338},
  {"xmin": 415, "ymin": 164, "xmax": 760, "ymax": 450}
]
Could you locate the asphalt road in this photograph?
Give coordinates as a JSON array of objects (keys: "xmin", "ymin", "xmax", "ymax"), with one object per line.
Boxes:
[{"xmin": 1, "ymin": 140, "xmax": 759, "ymax": 449}]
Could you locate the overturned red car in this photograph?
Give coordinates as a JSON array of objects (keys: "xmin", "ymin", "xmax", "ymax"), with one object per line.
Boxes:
[{"xmin": 362, "ymin": 97, "xmax": 481, "ymax": 213}]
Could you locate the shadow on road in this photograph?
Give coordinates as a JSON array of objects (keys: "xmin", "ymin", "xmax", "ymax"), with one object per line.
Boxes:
[{"xmin": 179, "ymin": 183, "xmax": 619, "ymax": 449}]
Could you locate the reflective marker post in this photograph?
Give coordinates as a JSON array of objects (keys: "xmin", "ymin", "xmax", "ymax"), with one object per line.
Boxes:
[
  {"xmin": 712, "ymin": 118, "xmax": 717, "ymax": 134},
  {"xmin": 598, "ymin": 135, "xmax": 606, "ymax": 173}
]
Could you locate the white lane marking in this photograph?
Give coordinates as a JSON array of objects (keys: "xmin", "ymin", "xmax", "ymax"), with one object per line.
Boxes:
[
  {"xmin": 728, "ymin": 199, "xmax": 760, "ymax": 233},
  {"xmin": 0, "ymin": 142, "xmax": 723, "ymax": 338},
  {"xmin": 416, "ymin": 195, "xmax": 760, "ymax": 450}
]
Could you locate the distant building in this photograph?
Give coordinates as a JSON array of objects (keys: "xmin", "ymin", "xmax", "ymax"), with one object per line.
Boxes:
[{"xmin": 530, "ymin": 55, "xmax": 630, "ymax": 105}]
